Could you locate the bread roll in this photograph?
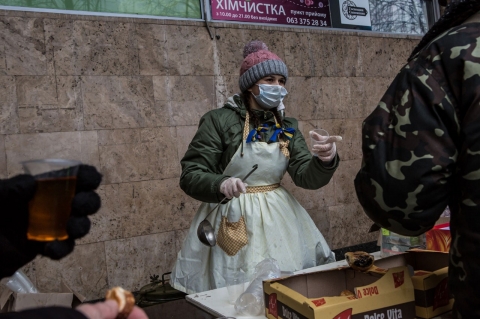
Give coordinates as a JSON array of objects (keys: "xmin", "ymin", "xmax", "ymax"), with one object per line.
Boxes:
[
  {"xmin": 345, "ymin": 251, "xmax": 374, "ymax": 271},
  {"xmin": 105, "ymin": 286, "xmax": 135, "ymax": 319}
]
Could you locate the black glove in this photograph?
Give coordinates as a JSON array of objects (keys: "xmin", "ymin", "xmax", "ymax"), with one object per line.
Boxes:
[{"xmin": 0, "ymin": 165, "xmax": 102, "ymax": 279}]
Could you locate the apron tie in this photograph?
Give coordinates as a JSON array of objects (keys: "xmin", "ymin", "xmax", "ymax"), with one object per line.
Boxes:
[{"xmin": 246, "ymin": 183, "xmax": 280, "ymax": 193}]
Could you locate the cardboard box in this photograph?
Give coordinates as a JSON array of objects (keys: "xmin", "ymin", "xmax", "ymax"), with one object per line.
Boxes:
[
  {"xmin": 263, "ymin": 255, "xmax": 416, "ymax": 319},
  {"xmin": 0, "ymin": 281, "xmax": 85, "ymax": 312},
  {"xmin": 404, "ymin": 250, "xmax": 452, "ymax": 318}
]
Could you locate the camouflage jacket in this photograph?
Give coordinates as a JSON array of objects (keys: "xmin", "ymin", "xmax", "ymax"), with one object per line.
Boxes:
[{"xmin": 354, "ymin": 22, "xmax": 480, "ymax": 317}]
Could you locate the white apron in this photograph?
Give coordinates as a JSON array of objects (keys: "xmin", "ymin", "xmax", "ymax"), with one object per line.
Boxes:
[{"xmin": 171, "ymin": 123, "xmax": 335, "ymax": 294}]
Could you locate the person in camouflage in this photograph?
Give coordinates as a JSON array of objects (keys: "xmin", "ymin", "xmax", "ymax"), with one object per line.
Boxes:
[{"xmin": 354, "ymin": 1, "xmax": 480, "ymax": 317}]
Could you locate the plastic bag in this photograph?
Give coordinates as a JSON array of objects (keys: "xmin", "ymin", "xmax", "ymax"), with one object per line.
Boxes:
[
  {"xmin": 0, "ymin": 270, "xmax": 38, "ymax": 293},
  {"xmin": 234, "ymin": 258, "xmax": 281, "ymax": 316}
]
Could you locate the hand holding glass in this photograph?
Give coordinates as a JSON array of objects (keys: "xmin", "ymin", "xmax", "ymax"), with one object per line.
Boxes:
[
  {"xmin": 310, "ymin": 129, "xmax": 342, "ymax": 162},
  {"xmin": 310, "ymin": 129, "xmax": 330, "ymax": 149},
  {"xmin": 21, "ymin": 159, "xmax": 81, "ymax": 242}
]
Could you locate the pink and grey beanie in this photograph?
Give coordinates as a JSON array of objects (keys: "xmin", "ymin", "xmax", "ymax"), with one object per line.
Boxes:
[{"xmin": 239, "ymin": 40, "xmax": 288, "ymax": 92}]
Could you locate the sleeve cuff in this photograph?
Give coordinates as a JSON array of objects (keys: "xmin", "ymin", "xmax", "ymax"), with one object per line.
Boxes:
[
  {"xmin": 213, "ymin": 175, "xmax": 230, "ymax": 202},
  {"xmin": 318, "ymin": 153, "xmax": 340, "ymax": 169}
]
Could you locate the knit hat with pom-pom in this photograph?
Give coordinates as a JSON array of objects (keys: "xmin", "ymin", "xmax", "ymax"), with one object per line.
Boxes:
[{"xmin": 239, "ymin": 40, "xmax": 288, "ymax": 92}]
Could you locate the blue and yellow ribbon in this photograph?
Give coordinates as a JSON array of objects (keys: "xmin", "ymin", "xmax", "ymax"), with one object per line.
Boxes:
[
  {"xmin": 246, "ymin": 124, "xmax": 269, "ymax": 142},
  {"xmin": 269, "ymin": 123, "xmax": 295, "ymax": 143},
  {"xmin": 246, "ymin": 123, "xmax": 295, "ymax": 143}
]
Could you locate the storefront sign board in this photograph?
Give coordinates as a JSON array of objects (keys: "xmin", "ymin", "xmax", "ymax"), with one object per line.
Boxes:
[{"xmin": 211, "ymin": 0, "xmax": 332, "ymax": 28}]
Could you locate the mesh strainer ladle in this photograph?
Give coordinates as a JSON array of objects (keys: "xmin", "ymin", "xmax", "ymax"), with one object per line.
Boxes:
[{"xmin": 197, "ymin": 164, "xmax": 258, "ymax": 247}]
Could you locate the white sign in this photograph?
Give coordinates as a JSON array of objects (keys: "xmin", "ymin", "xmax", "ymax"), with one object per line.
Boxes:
[{"xmin": 339, "ymin": 0, "xmax": 371, "ymax": 27}]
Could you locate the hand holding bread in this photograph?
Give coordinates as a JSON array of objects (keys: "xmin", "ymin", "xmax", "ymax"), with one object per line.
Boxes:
[
  {"xmin": 105, "ymin": 287, "xmax": 136, "ymax": 319},
  {"xmin": 76, "ymin": 287, "xmax": 148, "ymax": 319}
]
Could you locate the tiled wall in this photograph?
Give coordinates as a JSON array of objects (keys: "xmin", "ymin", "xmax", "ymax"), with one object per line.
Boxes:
[{"xmin": 0, "ymin": 10, "xmax": 420, "ymax": 300}]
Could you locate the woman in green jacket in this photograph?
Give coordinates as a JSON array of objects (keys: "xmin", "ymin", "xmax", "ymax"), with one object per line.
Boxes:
[{"xmin": 171, "ymin": 41, "xmax": 342, "ymax": 294}]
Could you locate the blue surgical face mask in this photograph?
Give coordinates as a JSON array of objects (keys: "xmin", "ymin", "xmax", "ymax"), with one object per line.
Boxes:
[{"xmin": 252, "ymin": 84, "xmax": 288, "ymax": 109}]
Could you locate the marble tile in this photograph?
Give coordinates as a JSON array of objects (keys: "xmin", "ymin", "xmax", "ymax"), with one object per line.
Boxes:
[
  {"xmin": 83, "ymin": 21, "xmax": 138, "ymax": 76},
  {"xmin": 214, "ymin": 28, "xmax": 248, "ymax": 78},
  {"xmin": 316, "ymin": 77, "xmax": 350, "ymax": 120},
  {"xmin": 0, "ymin": 135, "xmax": 6, "ymax": 179},
  {"xmin": 35, "ymin": 242, "xmax": 109, "ymax": 300},
  {"xmin": 164, "ymin": 25, "xmax": 214, "ymax": 76},
  {"xmin": 358, "ymin": 37, "xmax": 392, "ymax": 77},
  {"xmin": 137, "ymin": 24, "xmax": 168, "ymax": 76},
  {"xmin": 84, "ymin": 178, "xmax": 198, "ymax": 243},
  {"xmin": 97, "ymin": 128, "xmax": 141, "ymax": 146},
  {"xmin": 16, "ymin": 76, "xmax": 83, "ymax": 133},
  {"xmin": 389, "ymin": 38, "xmax": 414, "ymax": 74},
  {"xmin": 336, "ymin": 35, "xmax": 360, "ymax": 77},
  {"xmin": 176, "ymin": 125, "xmax": 199, "ymax": 161},
  {"xmin": 297, "ymin": 120, "xmax": 317, "ymax": 141},
  {"xmin": 338, "ymin": 119, "xmax": 363, "ymax": 162},
  {"xmin": 386, "ymin": 38, "xmax": 420, "ymax": 77},
  {"xmin": 214, "ymin": 75, "xmax": 239, "ymax": 108},
  {"xmin": 285, "ymin": 76, "xmax": 319, "ymax": 121},
  {"xmin": 138, "ymin": 24, "xmax": 214, "ymax": 76},
  {"xmin": 153, "ymin": 76, "xmax": 215, "ymax": 127},
  {"xmin": 98, "ymin": 127, "xmax": 180, "ymax": 184},
  {"xmin": 333, "ymin": 158, "xmax": 362, "ymax": 205},
  {"xmin": 245, "ymin": 30, "xmax": 285, "ymax": 62},
  {"xmin": 381, "ymin": 38, "xmax": 399, "ymax": 78},
  {"xmin": 4, "ymin": 131, "xmax": 100, "ymax": 177},
  {"xmin": 0, "ymin": 76, "xmax": 19, "ymax": 134},
  {"xmin": 45, "ymin": 20, "xmax": 139, "ymax": 76},
  {"xmin": 404, "ymin": 39, "xmax": 420, "ymax": 63},
  {"xmin": 82, "ymin": 76, "xmax": 159, "ymax": 130},
  {"xmin": 310, "ymin": 34, "xmax": 340, "ymax": 77},
  {"xmin": 105, "ymin": 232, "xmax": 178, "ymax": 292},
  {"xmin": 150, "ymin": 76, "xmax": 171, "ymax": 126},
  {"xmin": 44, "ymin": 19, "xmax": 76, "ymax": 76},
  {"xmin": 1, "ymin": 17, "xmax": 47, "ymax": 75},
  {"xmin": 15, "ymin": 76, "xmax": 57, "ymax": 106},
  {"xmin": 0, "ymin": 36, "xmax": 5, "ymax": 75},
  {"xmin": 283, "ymin": 32, "xmax": 313, "ymax": 77},
  {"xmin": 56, "ymin": 76, "xmax": 83, "ymax": 109},
  {"xmin": 347, "ymin": 77, "xmax": 368, "ymax": 119},
  {"xmin": 327, "ymin": 203, "xmax": 378, "ymax": 250},
  {"xmin": 18, "ymin": 107, "xmax": 84, "ymax": 134}
]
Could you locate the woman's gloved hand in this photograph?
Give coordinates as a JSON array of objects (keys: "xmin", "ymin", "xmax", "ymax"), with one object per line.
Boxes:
[
  {"xmin": 309, "ymin": 131, "xmax": 343, "ymax": 164},
  {"xmin": 0, "ymin": 165, "xmax": 102, "ymax": 279},
  {"xmin": 219, "ymin": 177, "xmax": 248, "ymax": 199}
]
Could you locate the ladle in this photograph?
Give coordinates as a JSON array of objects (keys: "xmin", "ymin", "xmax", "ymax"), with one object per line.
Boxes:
[{"xmin": 197, "ymin": 164, "xmax": 258, "ymax": 247}]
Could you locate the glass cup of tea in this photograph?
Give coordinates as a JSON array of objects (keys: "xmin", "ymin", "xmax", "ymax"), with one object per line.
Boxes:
[{"xmin": 21, "ymin": 159, "xmax": 81, "ymax": 242}]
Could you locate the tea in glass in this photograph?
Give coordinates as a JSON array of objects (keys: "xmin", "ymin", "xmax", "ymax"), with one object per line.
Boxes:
[{"xmin": 21, "ymin": 159, "xmax": 81, "ymax": 242}]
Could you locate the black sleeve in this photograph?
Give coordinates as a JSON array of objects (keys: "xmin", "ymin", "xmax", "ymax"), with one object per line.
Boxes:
[{"xmin": 0, "ymin": 307, "xmax": 87, "ymax": 319}]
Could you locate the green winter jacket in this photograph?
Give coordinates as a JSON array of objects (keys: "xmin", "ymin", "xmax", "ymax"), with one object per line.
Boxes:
[{"xmin": 180, "ymin": 94, "xmax": 339, "ymax": 203}]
